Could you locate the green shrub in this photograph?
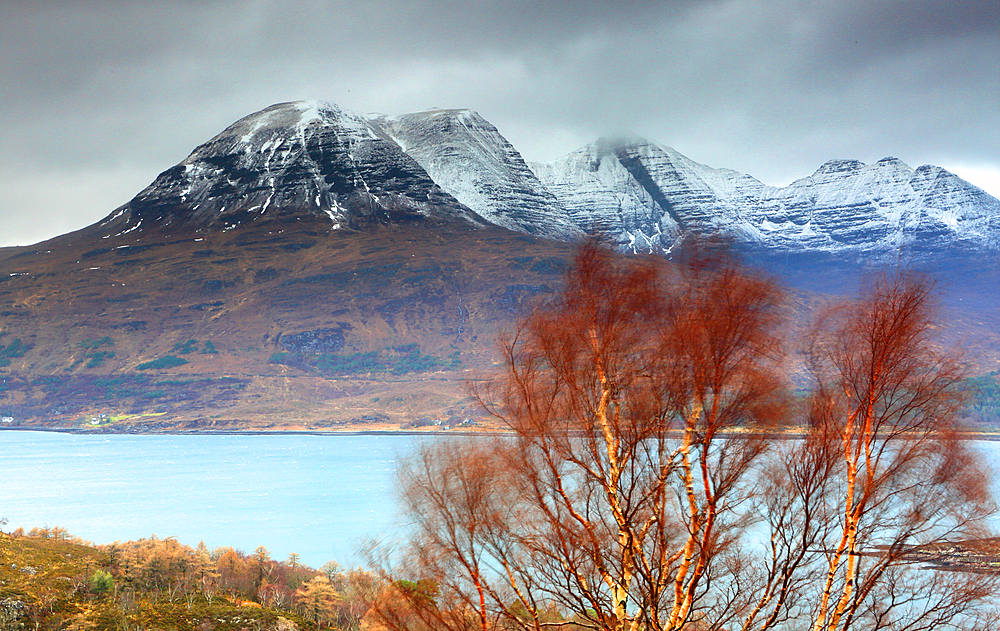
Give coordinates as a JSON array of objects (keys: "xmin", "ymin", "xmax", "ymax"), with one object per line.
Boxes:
[
  {"xmin": 272, "ymin": 345, "xmax": 456, "ymax": 377},
  {"xmin": 89, "ymin": 570, "xmax": 114, "ymax": 598},
  {"xmin": 0, "ymin": 338, "xmax": 28, "ymax": 358},
  {"xmin": 78, "ymin": 336, "xmax": 114, "ymax": 350},
  {"xmin": 269, "ymin": 351, "xmax": 299, "ymax": 364},
  {"xmin": 389, "ymin": 352, "xmax": 444, "ymax": 375},
  {"xmin": 173, "ymin": 339, "xmax": 199, "ymax": 354},
  {"xmin": 85, "ymin": 351, "xmax": 115, "ymax": 368},
  {"xmin": 136, "ymin": 356, "xmax": 188, "ymax": 370},
  {"xmin": 316, "ymin": 351, "xmax": 385, "ymax": 375}
]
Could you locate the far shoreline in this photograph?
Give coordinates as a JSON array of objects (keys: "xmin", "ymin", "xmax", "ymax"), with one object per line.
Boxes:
[{"xmin": 3, "ymin": 426, "xmax": 1000, "ymax": 441}]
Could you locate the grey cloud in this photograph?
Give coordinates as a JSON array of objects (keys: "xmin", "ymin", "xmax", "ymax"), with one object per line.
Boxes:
[{"xmin": 1, "ymin": 0, "xmax": 997, "ymax": 246}]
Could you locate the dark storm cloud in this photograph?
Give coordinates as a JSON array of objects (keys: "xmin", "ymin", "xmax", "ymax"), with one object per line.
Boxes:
[
  {"xmin": 818, "ymin": 0, "xmax": 998, "ymax": 55},
  {"xmin": 1, "ymin": 0, "xmax": 997, "ymax": 246}
]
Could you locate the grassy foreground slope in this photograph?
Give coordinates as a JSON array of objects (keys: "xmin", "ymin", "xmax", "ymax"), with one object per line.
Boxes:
[
  {"xmin": 0, "ymin": 527, "xmax": 374, "ymax": 630},
  {"xmin": 2, "ymin": 526, "xmax": 997, "ymax": 631}
]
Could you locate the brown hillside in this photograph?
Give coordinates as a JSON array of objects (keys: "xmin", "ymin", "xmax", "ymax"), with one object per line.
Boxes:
[
  {"xmin": 0, "ymin": 217, "xmax": 575, "ymax": 431},
  {"xmin": 2, "ymin": 216, "xmax": 998, "ymax": 432}
]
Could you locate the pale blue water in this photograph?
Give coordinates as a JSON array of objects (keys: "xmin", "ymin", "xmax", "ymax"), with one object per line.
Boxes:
[
  {"xmin": 0, "ymin": 431, "xmax": 421, "ymax": 569},
  {"xmin": 1, "ymin": 432, "xmax": 997, "ymax": 571}
]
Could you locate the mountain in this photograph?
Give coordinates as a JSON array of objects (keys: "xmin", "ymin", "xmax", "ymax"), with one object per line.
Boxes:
[
  {"xmin": 0, "ymin": 217, "xmax": 575, "ymax": 431},
  {"xmin": 756, "ymin": 158, "xmax": 1000, "ymax": 254},
  {"xmin": 530, "ymin": 137, "xmax": 1000, "ymax": 258},
  {"xmin": 100, "ymin": 101, "xmax": 485, "ymax": 235},
  {"xmin": 529, "ymin": 137, "xmax": 758, "ymax": 252},
  {"xmin": 97, "ymin": 100, "xmax": 1000, "ymax": 261},
  {"xmin": 0, "ymin": 100, "xmax": 997, "ymax": 432}
]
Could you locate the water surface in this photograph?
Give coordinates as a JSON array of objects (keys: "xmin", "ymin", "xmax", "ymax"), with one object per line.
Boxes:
[
  {"xmin": 1, "ymin": 431, "xmax": 997, "ymax": 569},
  {"xmin": 0, "ymin": 431, "xmax": 420, "ymax": 568}
]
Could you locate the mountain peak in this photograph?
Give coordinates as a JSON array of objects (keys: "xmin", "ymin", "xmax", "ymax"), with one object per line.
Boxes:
[
  {"xmin": 875, "ymin": 156, "xmax": 907, "ymax": 166},
  {"xmin": 408, "ymin": 107, "xmax": 481, "ymax": 119},
  {"xmin": 98, "ymin": 102, "xmax": 484, "ymax": 236},
  {"xmin": 230, "ymin": 101, "xmax": 381, "ymax": 145},
  {"xmin": 592, "ymin": 134, "xmax": 656, "ymax": 155},
  {"xmin": 812, "ymin": 159, "xmax": 866, "ymax": 177},
  {"xmin": 872, "ymin": 156, "xmax": 915, "ymax": 176}
]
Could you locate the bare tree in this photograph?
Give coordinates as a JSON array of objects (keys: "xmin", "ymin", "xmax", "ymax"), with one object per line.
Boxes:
[
  {"xmin": 734, "ymin": 273, "xmax": 999, "ymax": 631},
  {"xmin": 370, "ymin": 241, "xmax": 788, "ymax": 631},
  {"xmin": 802, "ymin": 274, "xmax": 995, "ymax": 631},
  {"xmin": 371, "ymin": 246, "xmax": 998, "ymax": 631}
]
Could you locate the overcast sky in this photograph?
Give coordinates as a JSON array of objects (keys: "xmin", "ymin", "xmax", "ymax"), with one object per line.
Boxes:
[{"xmin": 2, "ymin": 0, "xmax": 998, "ymax": 247}]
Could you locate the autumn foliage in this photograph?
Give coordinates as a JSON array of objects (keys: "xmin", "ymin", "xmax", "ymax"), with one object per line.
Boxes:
[
  {"xmin": 0, "ymin": 529, "xmax": 376, "ymax": 630},
  {"xmin": 369, "ymin": 241, "xmax": 998, "ymax": 631}
]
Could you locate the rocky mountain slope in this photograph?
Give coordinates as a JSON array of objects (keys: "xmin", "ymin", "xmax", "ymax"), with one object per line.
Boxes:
[
  {"xmin": 377, "ymin": 108, "xmax": 582, "ymax": 240},
  {"xmin": 0, "ymin": 217, "xmax": 575, "ymax": 430},
  {"xmin": 0, "ymin": 99, "xmax": 997, "ymax": 431}
]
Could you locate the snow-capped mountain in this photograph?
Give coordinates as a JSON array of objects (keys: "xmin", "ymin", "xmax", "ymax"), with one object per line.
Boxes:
[
  {"xmin": 376, "ymin": 109, "xmax": 582, "ymax": 240},
  {"xmin": 4, "ymin": 100, "xmax": 998, "ymax": 430},
  {"xmin": 99, "ymin": 101, "xmax": 485, "ymax": 236},
  {"xmin": 754, "ymin": 158, "xmax": 1000, "ymax": 254},
  {"xmin": 531, "ymin": 137, "xmax": 1000, "ymax": 256},
  {"xmin": 94, "ymin": 100, "xmax": 999, "ymax": 261}
]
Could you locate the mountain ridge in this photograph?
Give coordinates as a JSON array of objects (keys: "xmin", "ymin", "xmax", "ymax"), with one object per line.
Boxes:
[
  {"xmin": 530, "ymin": 137, "xmax": 1000, "ymax": 257},
  {"xmin": 376, "ymin": 108, "xmax": 582, "ymax": 240},
  {"xmin": 91, "ymin": 100, "xmax": 999, "ymax": 261}
]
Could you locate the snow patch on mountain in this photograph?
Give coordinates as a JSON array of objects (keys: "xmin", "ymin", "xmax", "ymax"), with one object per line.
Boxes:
[{"xmin": 376, "ymin": 109, "xmax": 582, "ymax": 240}]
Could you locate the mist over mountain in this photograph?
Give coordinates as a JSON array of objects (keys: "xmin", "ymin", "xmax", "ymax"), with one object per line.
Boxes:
[
  {"xmin": 0, "ymin": 100, "xmax": 997, "ymax": 431},
  {"xmin": 375, "ymin": 108, "xmax": 582, "ymax": 240}
]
